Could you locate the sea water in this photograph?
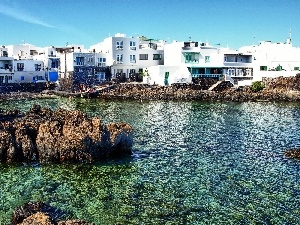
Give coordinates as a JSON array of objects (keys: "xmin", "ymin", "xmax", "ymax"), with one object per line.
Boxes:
[{"xmin": 0, "ymin": 97, "xmax": 300, "ymax": 224}]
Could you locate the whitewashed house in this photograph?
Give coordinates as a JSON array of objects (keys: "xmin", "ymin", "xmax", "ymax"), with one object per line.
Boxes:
[
  {"xmin": 164, "ymin": 40, "xmax": 225, "ymax": 80},
  {"xmin": 236, "ymin": 37, "xmax": 300, "ymax": 85},
  {"xmin": 58, "ymin": 46, "xmax": 109, "ymax": 90},
  {"xmin": 90, "ymin": 33, "xmax": 164, "ymax": 81},
  {"xmin": 4, "ymin": 43, "xmax": 46, "ymax": 83},
  {"xmin": 143, "ymin": 65, "xmax": 192, "ymax": 86},
  {"xmin": 33, "ymin": 46, "xmax": 60, "ymax": 82},
  {"xmin": 0, "ymin": 46, "xmax": 14, "ymax": 84}
]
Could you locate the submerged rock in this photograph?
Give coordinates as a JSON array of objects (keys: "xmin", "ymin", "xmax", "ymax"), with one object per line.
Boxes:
[
  {"xmin": 0, "ymin": 105, "xmax": 133, "ymax": 164},
  {"xmin": 285, "ymin": 148, "xmax": 300, "ymax": 159},
  {"xmin": 12, "ymin": 202, "xmax": 93, "ymax": 225}
]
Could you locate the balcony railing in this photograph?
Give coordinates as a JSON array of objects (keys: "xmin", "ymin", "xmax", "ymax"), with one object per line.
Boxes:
[
  {"xmin": 0, "ymin": 68, "xmax": 13, "ymax": 73},
  {"xmin": 185, "ymin": 60, "xmax": 199, "ymax": 64},
  {"xmin": 192, "ymin": 73, "xmax": 222, "ymax": 78}
]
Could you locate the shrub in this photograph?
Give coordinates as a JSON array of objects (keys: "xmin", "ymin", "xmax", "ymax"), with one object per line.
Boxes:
[{"xmin": 251, "ymin": 81, "xmax": 265, "ymax": 92}]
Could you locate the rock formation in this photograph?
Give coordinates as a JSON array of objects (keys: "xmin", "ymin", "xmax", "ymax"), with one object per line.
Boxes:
[
  {"xmin": 12, "ymin": 202, "xmax": 93, "ymax": 225},
  {"xmin": 0, "ymin": 105, "xmax": 133, "ymax": 164},
  {"xmin": 285, "ymin": 148, "xmax": 300, "ymax": 159}
]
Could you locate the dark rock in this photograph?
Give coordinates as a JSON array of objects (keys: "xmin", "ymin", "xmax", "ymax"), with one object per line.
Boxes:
[
  {"xmin": 285, "ymin": 148, "xmax": 300, "ymax": 159},
  {"xmin": 0, "ymin": 106, "xmax": 133, "ymax": 164},
  {"xmin": 12, "ymin": 202, "xmax": 93, "ymax": 225}
]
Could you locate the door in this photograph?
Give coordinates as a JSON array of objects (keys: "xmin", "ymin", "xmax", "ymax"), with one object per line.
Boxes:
[{"xmin": 164, "ymin": 72, "xmax": 169, "ymax": 85}]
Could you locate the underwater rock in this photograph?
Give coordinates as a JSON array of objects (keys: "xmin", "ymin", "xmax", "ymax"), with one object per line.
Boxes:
[
  {"xmin": 0, "ymin": 104, "xmax": 133, "ymax": 164},
  {"xmin": 285, "ymin": 148, "xmax": 300, "ymax": 159},
  {"xmin": 12, "ymin": 202, "xmax": 93, "ymax": 225}
]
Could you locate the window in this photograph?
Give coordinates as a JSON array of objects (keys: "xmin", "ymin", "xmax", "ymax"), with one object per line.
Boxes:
[
  {"xmin": 164, "ymin": 72, "xmax": 169, "ymax": 85},
  {"xmin": 246, "ymin": 68, "xmax": 253, "ymax": 76},
  {"xmin": 294, "ymin": 67, "xmax": 299, "ymax": 71},
  {"xmin": 260, "ymin": 66, "xmax": 267, "ymax": 71},
  {"xmin": 185, "ymin": 53, "xmax": 192, "ymax": 63},
  {"xmin": 130, "ymin": 69, "xmax": 135, "ymax": 74},
  {"xmin": 21, "ymin": 76, "xmax": 24, "ymax": 81},
  {"xmin": 17, "ymin": 63, "xmax": 24, "ymax": 71},
  {"xmin": 116, "ymin": 54, "xmax": 123, "ymax": 64},
  {"xmin": 153, "ymin": 54, "xmax": 162, "ymax": 60},
  {"xmin": 116, "ymin": 41, "xmax": 123, "ymax": 50},
  {"xmin": 236, "ymin": 69, "xmax": 243, "ymax": 76},
  {"xmin": 224, "ymin": 57, "xmax": 227, "ymax": 62},
  {"xmin": 228, "ymin": 69, "xmax": 235, "ymax": 76},
  {"xmin": 35, "ymin": 64, "xmax": 41, "ymax": 71},
  {"xmin": 130, "ymin": 41, "xmax": 136, "ymax": 50},
  {"xmin": 7, "ymin": 76, "xmax": 12, "ymax": 80},
  {"xmin": 97, "ymin": 58, "xmax": 106, "ymax": 67},
  {"xmin": 205, "ymin": 56, "xmax": 210, "ymax": 63},
  {"xmin": 75, "ymin": 57, "xmax": 84, "ymax": 65},
  {"xmin": 88, "ymin": 57, "xmax": 93, "ymax": 63},
  {"xmin": 130, "ymin": 55, "xmax": 136, "ymax": 63},
  {"xmin": 139, "ymin": 54, "xmax": 148, "ymax": 60}
]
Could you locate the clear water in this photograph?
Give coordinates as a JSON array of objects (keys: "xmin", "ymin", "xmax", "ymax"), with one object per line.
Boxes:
[{"xmin": 1, "ymin": 97, "xmax": 300, "ymax": 224}]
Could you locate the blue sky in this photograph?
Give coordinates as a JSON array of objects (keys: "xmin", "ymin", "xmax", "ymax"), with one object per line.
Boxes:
[{"xmin": 0, "ymin": 0, "xmax": 299, "ymax": 50}]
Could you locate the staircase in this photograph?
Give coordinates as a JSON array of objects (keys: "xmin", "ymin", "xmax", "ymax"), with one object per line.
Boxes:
[{"xmin": 208, "ymin": 80, "xmax": 223, "ymax": 91}]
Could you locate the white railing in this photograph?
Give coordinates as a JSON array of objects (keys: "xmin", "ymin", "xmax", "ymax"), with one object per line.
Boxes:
[
  {"xmin": 192, "ymin": 74, "xmax": 222, "ymax": 78},
  {"xmin": 225, "ymin": 74, "xmax": 235, "ymax": 85}
]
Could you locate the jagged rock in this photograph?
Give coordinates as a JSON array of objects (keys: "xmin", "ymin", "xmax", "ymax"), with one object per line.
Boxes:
[
  {"xmin": 285, "ymin": 148, "xmax": 300, "ymax": 159},
  {"xmin": 16, "ymin": 212, "xmax": 54, "ymax": 225},
  {"xmin": 0, "ymin": 105, "xmax": 133, "ymax": 164},
  {"xmin": 12, "ymin": 202, "xmax": 92, "ymax": 225}
]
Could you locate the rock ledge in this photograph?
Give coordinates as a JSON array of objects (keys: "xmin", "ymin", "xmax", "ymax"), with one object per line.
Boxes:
[{"xmin": 0, "ymin": 104, "xmax": 133, "ymax": 164}]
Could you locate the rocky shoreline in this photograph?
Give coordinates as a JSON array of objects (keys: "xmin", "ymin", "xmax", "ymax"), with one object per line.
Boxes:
[
  {"xmin": 2, "ymin": 75, "xmax": 300, "ymax": 102},
  {"xmin": 0, "ymin": 104, "xmax": 133, "ymax": 164}
]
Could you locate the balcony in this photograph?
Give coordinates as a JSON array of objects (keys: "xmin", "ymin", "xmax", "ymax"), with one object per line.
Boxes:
[
  {"xmin": 130, "ymin": 46, "xmax": 136, "ymax": 50},
  {"xmin": 185, "ymin": 60, "xmax": 199, "ymax": 64},
  {"xmin": 116, "ymin": 46, "xmax": 123, "ymax": 50},
  {"xmin": 0, "ymin": 68, "xmax": 13, "ymax": 73},
  {"xmin": 75, "ymin": 62, "xmax": 84, "ymax": 66},
  {"xmin": 182, "ymin": 41, "xmax": 200, "ymax": 52},
  {"xmin": 192, "ymin": 73, "xmax": 222, "ymax": 78},
  {"xmin": 224, "ymin": 62, "xmax": 252, "ymax": 67}
]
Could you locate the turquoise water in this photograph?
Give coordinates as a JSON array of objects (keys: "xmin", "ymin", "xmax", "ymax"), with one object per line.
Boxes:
[{"xmin": 1, "ymin": 97, "xmax": 300, "ymax": 224}]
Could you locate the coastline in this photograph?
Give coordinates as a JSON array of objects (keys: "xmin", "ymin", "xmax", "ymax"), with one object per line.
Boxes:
[{"xmin": 1, "ymin": 75, "xmax": 300, "ymax": 102}]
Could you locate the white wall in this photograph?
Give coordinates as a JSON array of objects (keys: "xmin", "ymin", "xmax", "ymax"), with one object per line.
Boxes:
[{"xmin": 144, "ymin": 65, "xmax": 192, "ymax": 86}]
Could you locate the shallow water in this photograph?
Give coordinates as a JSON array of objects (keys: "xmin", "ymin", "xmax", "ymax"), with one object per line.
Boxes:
[{"xmin": 1, "ymin": 98, "xmax": 300, "ymax": 224}]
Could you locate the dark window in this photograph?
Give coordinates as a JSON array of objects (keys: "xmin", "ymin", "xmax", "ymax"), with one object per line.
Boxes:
[
  {"xmin": 139, "ymin": 54, "xmax": 148, "ymax": 60},
  {"xmin": 153, "ymin": 54, "xmax": 162, "ymax": 60}
]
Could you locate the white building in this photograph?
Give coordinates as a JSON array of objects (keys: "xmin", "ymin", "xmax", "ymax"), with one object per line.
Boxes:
[
  {"xmin": 57, "ymin": 46, "xmax": 109, "ymax": 90},
  {"xmin": 4, "ymin": 43, "xmax": 46, "ymax": 83},
  {"xmin": 90, "ymin": 33, "xmax": 164, "ymax": 80},
  {"xmin": 0, "ymin": 46, "xmax": 14, "ymax": 84},
  {"xmin": 163, "ymin": 37, "xmax": 300, "ymax": 86},
  {"xmin": 164, "ymin": 40, "xmax": 225, "ymax": 79},
  {"xmin": 236, "ymin": 37, "xmax": 300, "ymax": 85},
  {"xmin": 143, "ymin": 65, "xmax": 192, "ymax": 86}
]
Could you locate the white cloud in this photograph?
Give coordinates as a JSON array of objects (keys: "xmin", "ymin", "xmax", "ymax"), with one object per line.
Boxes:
[{"xmin": 0, "ymin": 3, "xmax": 55, "ymax": 28}]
